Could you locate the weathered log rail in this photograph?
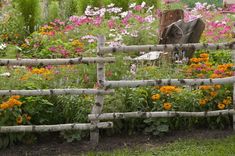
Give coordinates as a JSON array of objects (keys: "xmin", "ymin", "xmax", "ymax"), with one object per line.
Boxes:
[
  {"xmin": 0, "ymin": 122, "xmax": 113, "ymax": 133},
  {"xmin": 89, "ymin": 110, "xmax": 235, "ymax": 120},
  {"xmin": 0, "ymin": 57, "xmax": 115, "ymax": 66},
  {"xmin": 104, "ymin": 77, "xmax": 235, "ymax": 88},
  {"xmin": 99, "ymin": 42, "xmax": 235, "ymax": 54}
]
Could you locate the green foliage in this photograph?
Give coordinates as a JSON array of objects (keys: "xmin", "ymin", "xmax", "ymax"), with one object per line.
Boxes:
[
  {"xmin": 48, "ymin": 1, "xmax": 59, "ymax": 22},
  {"xmin": 14, "ymin": 0, "xmax": 40, "ymax": 34},
  {"xmin": 181, "ymin": 0, "xmax": 223, "ymax": 7}
]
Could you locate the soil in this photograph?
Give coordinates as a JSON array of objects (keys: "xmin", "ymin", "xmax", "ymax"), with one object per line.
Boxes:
[{"xmin": 1, "ymin": 129, "xmax": 235, "ymax": 156}]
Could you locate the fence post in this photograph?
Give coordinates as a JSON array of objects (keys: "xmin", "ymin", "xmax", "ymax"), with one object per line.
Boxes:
[{"xmin": 90, "ymin": 36, "xmax": 106, "ymax": 145}]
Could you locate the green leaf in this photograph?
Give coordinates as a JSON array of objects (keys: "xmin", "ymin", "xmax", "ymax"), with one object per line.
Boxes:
[{"xmin": 157, "ymin": 124, "xmax": 169, "ymax": 132}]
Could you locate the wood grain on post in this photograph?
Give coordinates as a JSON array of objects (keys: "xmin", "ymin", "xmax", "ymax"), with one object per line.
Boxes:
[{"xmin": 90, "ymin": 36, "xmax": 107, "ymax": 145}]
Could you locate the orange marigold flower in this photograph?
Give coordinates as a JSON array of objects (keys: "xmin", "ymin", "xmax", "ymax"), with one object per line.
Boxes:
[
  {"xmin": 217, "ymin": 103, "xmax": 225, "ymax": 110},
  {"xmin": 197, "ymin": 74, "xmax": 204, "ymax": 78},
  {"xmin": 160, "ymin": 86, "xmax": 178, "ymax": 94},
  {"xmin": 210, "ymin": 74, "xmax": 222, "ymax": 79},
  {"xmin": 214, "ymin": 85, "xmax": 221, "ymax": 89},
  {"xmin": 0, "ymin": 102, "xmax": 9, "ymax": 110},
  {"xmin": 151, "ymin": 94, "xmax": 161, "ymax": 101},
  {"xmin": 200, "ymin": 53, "xmax": 209, "ymax": 58},
  {"xmin": 163, "ymin": 102, "xmax": 172, "ymax": 110},
  {"xmin": 210, "ymin": 91, "xmax": 217, "ymax": 97},
  {"xmin": 223, "ymin": 98, "xmax": 232, "ymax": 105},
  {"xmin": 16, "ymin": 116, "xmax": 23, "ymax": 125},
  {"xmin": 199, "ymin": 99, "xmax": 207, "ymax": 106},
  {"xmin": 26, "ymin": 115, "xmax": 32, "ymax": 121},
  {"xmin": 11, "ymin": 95, "xmax": 20, "ymax": 100},
  {"xmin": 199, "ymin": 85, "xmax": 213, "ymax": 90}
]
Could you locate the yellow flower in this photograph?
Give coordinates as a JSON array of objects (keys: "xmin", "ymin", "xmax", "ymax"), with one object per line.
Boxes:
[
  {"xmin": 223, "ymin": 98, "xmax": 232, "ymax": 105},
  {"xmin": 11, "ymin": 95, "xmax": 20, "ymax": 100},
  {"xmin": 200, "ymin": 53, "xmax": 209, "ymax": 58},
  {"xmin": 199, "ymin": 99, "xmax": 207, "ymax": 106},
  {"xmin": 217, "ymin": 103, "xmax": 225, "ymax": 110},
  {"xmin": 210, "ymin": 91, "xmax": 217, "ymax": 97},
  {"xmin": 16, "ymin": 116, "xmax": 23, "ymax": 125},
  {"xmin": 163, "ymin": 102, "xmax": 172, "ymax": 110},
  {"xmin": 151, "ymin": 94, "xmax": 161, "ymax": 101},
  {"xmin": 160, "ymin": 86, "xmax": 179, "ymax": 94},
  {"xmin": 0, "ymin": 102, "xmax": 9, "ymax": 110},
  {"xmin": 26, "ymin": 115, "xmax": 31, "ymax": 121},
  {"xmin": 199, "ymin": 85, "xmax": 213, "ymax": 90},
  {"xmin": 71, "ymin": 39, "xmax": 84, "ymax": 47},
  {"xmin": 214, "ymin": 85, "xmax": 221, "ymax": 89}
]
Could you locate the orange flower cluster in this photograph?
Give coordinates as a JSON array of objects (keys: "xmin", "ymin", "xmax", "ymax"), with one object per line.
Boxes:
[
  {"xmin": 210, "ymin": 63, "xmax": 233, "ymax": 79},
  {"xmin": 199, "ymin": 84, "xmax": 221, "ymax": 91},
  {"xmin": 217, "ymin": 97, "xmax": 232, "ymax": 110},
  {"xmin": 16, "ymin": 114, "xmax": 31, "ymax": 125},
  {"xmin": 190, "ymin": 53, "xmax": 209, "ymax": 63},
  {"xmin": 31, "ymin": 68, "xmax": 51, "ymax": 75},
  {"xmin": 0, "ymin": 96, "xmax": 22, "ymax": 110},
  {"xmin": 39, "ymin": 25, "xmax": 54, "ymax": 36},
  {"xmin": 160, "ymin": 86, "xmax": 180, "ymax": 94},
  {"xmin": 198, "ymin": 84, "xmax": 222, "ymax": 107}
]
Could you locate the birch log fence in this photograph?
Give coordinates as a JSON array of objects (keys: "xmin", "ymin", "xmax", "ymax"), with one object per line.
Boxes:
[
  {"xmin": 0, "ymin": 56, "xmax": 115, "ymax": 134},
  {"xmin": 0, "ymin": 36, "xmax": 234, "ymax": 145},
  {"xmin": 88, "ymin": 36, "xmax": 235, "ymax": 144}
]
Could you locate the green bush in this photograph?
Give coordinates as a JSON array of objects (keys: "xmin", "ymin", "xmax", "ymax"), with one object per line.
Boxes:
[{"xmin": 14, "ymin": 0, "xmax": 40, "ymax": 34}]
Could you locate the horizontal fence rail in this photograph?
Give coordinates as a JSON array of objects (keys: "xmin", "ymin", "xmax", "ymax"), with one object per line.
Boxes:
[
  {"xmin": 89, "ymin": 110, "xmax": 235, "ymax": 120},
  {"xmin": 0, "ymin": 89, "xmax": 114, "ymax": 96},
  {"xmin": 99, "ymin": 42, "xmax": 235, "ymax": 53},
  {"xmin": 104, "ymin": 77, "xmax": 235, "ymax": 88},
  {"xmin": 0, "ymin": 122, "xmax": 113, "ymax": 133},
  {"xmin": 0, "ymin": 57, "xmax": 115, "ymax": 66}
]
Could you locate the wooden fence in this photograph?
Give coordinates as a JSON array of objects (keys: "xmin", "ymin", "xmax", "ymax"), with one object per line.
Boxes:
[
  {"xmin": 89, "ymin": 36, "xmax": 235, "ymax": 144},
  {"xmin": 0, "ymin": 36, "xmax": 234, "ymax": 145}
]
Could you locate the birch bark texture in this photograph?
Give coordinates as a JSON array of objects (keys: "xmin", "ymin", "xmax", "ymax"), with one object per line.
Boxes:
[{"xmin": 90, "ymin": 36, "xmax": 106, "ymax": 145}]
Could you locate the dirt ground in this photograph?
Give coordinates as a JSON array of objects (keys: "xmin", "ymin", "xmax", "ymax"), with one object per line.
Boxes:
[{"xmin": 2, "ymin": 129, "xmax": 235, "ymax": 156}]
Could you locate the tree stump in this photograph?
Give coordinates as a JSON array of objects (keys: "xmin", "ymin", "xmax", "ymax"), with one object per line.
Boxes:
[{"xmin": 159, "ymin": 9, "xmax": 184, "ymax": 40}]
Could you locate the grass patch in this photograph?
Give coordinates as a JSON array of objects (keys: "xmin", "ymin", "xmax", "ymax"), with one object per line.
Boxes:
[{"xmin": 85, "ymin": 135, "xmax": 235, "ymax": 156}]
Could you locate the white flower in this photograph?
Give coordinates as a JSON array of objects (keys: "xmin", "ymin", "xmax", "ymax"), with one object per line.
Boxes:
[
  {"xmin": 0, "ymin": 72, "xmax": 11, "ymax": 77},
  {"xmin": 120, "ymin": 11, "xmax": 128, "ymax": 18},
  {"xmin": 0, "ymin": 43, "xmax": 6, "ymax": 50},
  {"xmin": 147, "ymin": 5, "xmax": 154, "ymax": 13},
  {"xmin": 107, "ymin": 3, "xmax": 115, "ymax": 8},
  {"xmin": 141, "ymin": 2, "xmax": 146, "ymax": 8},
  {"xmin": 109, "ymin": 33, "xmax": 116, "ymax": 38},
  {"xmin": 110, "ymin": 29, "xmax": 116, "ymax": 32},
  {"xmin": 129, "ymin": 3, "xmax": 136, "ymax": 8}
]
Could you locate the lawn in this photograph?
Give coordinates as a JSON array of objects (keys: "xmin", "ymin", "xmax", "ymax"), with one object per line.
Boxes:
[{"xmin": 86, "ymin": 134, "xmax": 235, "ymax": 156}]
